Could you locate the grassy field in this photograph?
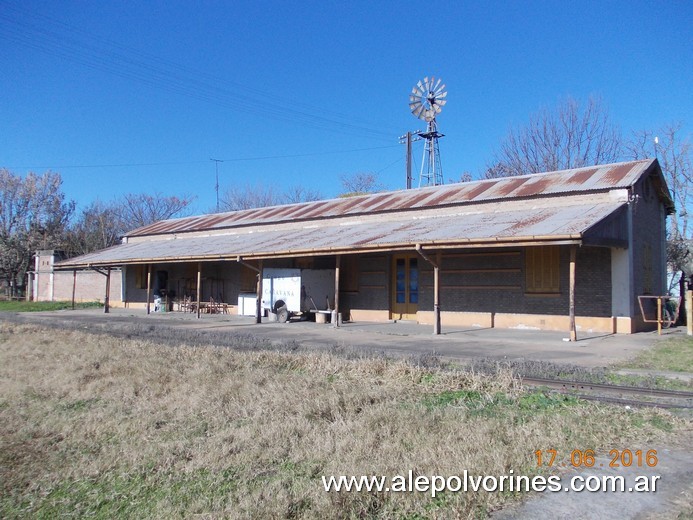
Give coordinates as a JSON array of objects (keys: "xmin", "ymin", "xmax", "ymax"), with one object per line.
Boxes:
[
  {"xmin": 617, "ymin": 335, "xmax": 693, "ymax": 373},
  {"xmin": 0, "ymin": 300, "xmax": 103, "ymax": 312},
  {"xmin": 0, "ymin": 323, "xmax": 688, "ymax": 519}
]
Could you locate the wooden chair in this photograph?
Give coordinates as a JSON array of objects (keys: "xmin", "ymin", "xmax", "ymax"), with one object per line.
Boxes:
[{"xmin": 178, "ymin": 295, "xmax": 191, "ymax": 312}]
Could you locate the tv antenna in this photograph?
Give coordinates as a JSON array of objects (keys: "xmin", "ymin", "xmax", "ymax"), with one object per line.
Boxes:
[
  {"xmin": 409, "ymin": 76, "xmax": 447, "ymax": 187},
  {"xmin": 210, "ymin": 158, "xmax": 223, "ymax": 212}
]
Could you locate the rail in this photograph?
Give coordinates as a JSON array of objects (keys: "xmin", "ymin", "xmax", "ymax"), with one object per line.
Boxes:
[{"xmin": 522, "ymin": 376, "xmax": 693, "ymax": 410}]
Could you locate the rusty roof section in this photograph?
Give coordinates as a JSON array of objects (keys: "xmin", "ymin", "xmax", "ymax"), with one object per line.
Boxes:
[
  {"xmin": 126, "ymin": 159, "xmax": 667, "ymax": 238},
  {"xmin": 57, "ymin": 193, "xmax": 627, "ymax": 268}
]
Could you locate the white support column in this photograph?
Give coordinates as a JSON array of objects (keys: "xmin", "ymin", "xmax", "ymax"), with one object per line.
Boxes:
[
  {"xmin": 415, "ymin": 244, "xmax": 441, "ymax": 335},
  {"xmin": 146, "ymin": 264, "xmax": 152, "ymax": 315},
  {"xmin": 255, "ymin": 260, "xmax": 263, "ymax": 324},
  {"xmin": 569, "ymin": 245, "xmax": 577, "ymax": 342},
  {"xmin": 333, "ymin": 255, "xmax": 341, "ymax": 328},
  {"xmin": 196, "ymin": 263, "xmax": 202, "ymax": 319}
]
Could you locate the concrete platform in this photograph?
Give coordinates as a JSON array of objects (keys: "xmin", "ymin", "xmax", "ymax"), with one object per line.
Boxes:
[{"xmin": 3, "ymin": 307, "xmax": 685, "ymax": 369}]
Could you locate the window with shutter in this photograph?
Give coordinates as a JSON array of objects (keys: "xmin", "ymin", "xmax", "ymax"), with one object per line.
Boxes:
[{"xmin": 525, "ymin": 246, "xmax": 560, "ymax": 294}]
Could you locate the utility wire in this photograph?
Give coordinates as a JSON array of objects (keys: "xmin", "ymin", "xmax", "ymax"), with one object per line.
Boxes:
[
  {"xmin": 0, "ymin": 4, "xmax": 400, "ymax": 140},
  {"xmin": 6, "ymin": 145, "xmax": 401, "ymax": 171}
]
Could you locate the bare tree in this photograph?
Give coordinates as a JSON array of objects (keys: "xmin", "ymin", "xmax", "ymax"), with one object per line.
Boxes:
[
  {"xmin": 626, "ymin": 123, "xmax": 691, "ymax": 239},
  {"xmin": 339, "ymin": 172, "xmax": 384, "ymax": 197},
  {"xmin": 66, "ymin": 200, "xmax": 123, "ymax": 255},
  {"xmin": 65, "ymin": 193, "xmax": 196, "ymax": 255},
  {"xmin": 219, "ymin": 184, "xmax": 283, "ymax": 211},
  {"xmin": 626, "ymin": 123, "xmax": 692, "ymax": 297},
  {"xmin": 284, "ymin": 185, "xmax": 323, "ymax": 204},
  {"xmin": 120, "ymin": 192, "xmax": 195, "ymax": 231},
  {"xmin": 451, "ymin": 171, "xmax": 473, "ymax": 183},
  {"xmin": 488, "ymin": 96, "xmax": 623, "ymax": 177},
  {"xmin": 0, "ymin": 169, "xmax": 74, "ymax": 296},
  {"xmin": 219, "ymin": 184, "xmax": 323, "ymax": 211}
]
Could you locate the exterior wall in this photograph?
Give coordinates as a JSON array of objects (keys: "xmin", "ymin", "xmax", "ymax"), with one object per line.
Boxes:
[
  {"xmin": 627, "ymin": 175, "xmax": 669, "ymax": 332},
  {"xmin": 340, "ymin": 254, "xmax": 390, "ymax": 322},
  {"xmin": 420, "ymin": 245, "xmax": 611, "ymax": 314},
  {"xmin": 338, "ymin": 246, "xmax": 616, "ymax": 332},
  {"xmin": 611, "ymin": 247, "xmax": 632, "ymax": 333},
  {"xmin": 35, "ymin": 251, "xmax": 55, "ymax": 301},
  {"xmin": 33, "ymin": 251, "xmax": 123, "ymax": 305},
  {"xmin": 123, "ymin": 261, "xmax": 249, "ymax": 310},
  {"xmin": 417, "ymin": 311, "xmax": 616, "ymax": 334},
  {"xmin": 53, "ymin": 270, "xmax": 123, "ymax": 304},
  {"xmin": 414, "ymin": 246, "xmax": 613, "ymax": 333}
]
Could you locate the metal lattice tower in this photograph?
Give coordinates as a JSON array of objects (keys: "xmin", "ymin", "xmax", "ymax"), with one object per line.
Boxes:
[
  {"xmin": 417, "ymin": 120, "xmax": 444, "ymax": 187},
  {"xmin": 409, "ymin": 76, "xmax": 447, "ymax": 187}
]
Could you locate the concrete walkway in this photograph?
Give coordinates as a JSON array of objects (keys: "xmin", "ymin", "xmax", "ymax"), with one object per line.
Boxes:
[{"xmin": 3, "ymin": 307, "xmax": 684, "ymax": 369}]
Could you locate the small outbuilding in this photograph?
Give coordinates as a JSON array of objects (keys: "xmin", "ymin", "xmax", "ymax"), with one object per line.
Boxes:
[{"xmin": 53, "ymin": 159, "xmax": 673, "ymax": 335}]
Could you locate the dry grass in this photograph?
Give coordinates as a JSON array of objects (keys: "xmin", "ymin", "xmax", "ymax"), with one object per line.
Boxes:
[
  {"xmin": 0, "ymin": 323, "xmax": 687, "ymax": 519},
  {"xmin": 617, "ymin": 335, "xmax": 693, "ymax": 373}
]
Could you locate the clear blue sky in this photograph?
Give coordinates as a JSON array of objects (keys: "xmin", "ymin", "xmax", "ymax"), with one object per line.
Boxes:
[{"xmin": 1, "ymin": 0, "xmax": 691, "ymax": 215}]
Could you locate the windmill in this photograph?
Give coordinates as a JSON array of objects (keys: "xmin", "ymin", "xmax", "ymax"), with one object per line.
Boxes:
[{"xmin": 409, "ymin": 76, "xmax": 447, "ymax": 187}]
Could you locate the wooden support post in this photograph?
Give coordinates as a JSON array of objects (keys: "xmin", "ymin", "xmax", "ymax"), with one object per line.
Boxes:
[
  {"xmin": 255, "ymin": 260, "xmax": 263, "ymax": 324},
  {"xmin": 333, "ymin": 255, "xmax": 341, "ymax": 328},
  {"xmin": 686, "ymin": 289, "xmax": 692, "ymax": 336},
  {"xmin": 71, "ymin": 269, "xmax": 77, "ymax": 310},
  {"xmin": 196, "ymin": 262, "xmax": 202, "ymax": 319},
  {"xmin": 657, "ymin": 297, "xmax": 662, "ymax": 335},
  {"xmin": 146, "ymin": 264, "xmax": 152, "ymax": 315},
  {"xmin": 569, "ymin": 245, "xmax": 577, "ymax": 342},
  {"xmin": 104, "ymin": 267, "xmax": 111, "ymax": 314}
]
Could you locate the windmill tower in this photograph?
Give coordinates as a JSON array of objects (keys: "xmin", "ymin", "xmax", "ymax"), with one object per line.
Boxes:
[{"xmin": 409, "ymin": 77, "xmax": 447, "ymax": 187}]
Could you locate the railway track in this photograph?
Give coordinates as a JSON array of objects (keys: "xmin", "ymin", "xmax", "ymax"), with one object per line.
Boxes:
[{"xmin": 521, "ymin": 376, "xmax": 693, "ymax": 409}]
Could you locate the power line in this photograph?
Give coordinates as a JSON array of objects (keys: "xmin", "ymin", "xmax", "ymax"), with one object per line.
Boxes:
[
  {"xmin": 5, "ymin": 145, "xmax": 401, "ymax": 171},
  {"xmin": 0, "ymin": 4, "xmax": 400, "ymax": 140}
]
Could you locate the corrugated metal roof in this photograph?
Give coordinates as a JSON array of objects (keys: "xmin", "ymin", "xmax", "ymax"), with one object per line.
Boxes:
[
  {"xmin": 127, "ymin": 159, "xmax": 661, "ymax": 238},
  {"xmin": 57, "ymin": 194, "xmax": 626, "ymax": 268}
]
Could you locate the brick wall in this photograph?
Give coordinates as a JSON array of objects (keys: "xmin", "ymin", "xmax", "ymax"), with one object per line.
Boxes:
[
  {"xmin": 33, "ymin": 250, "xmax": 123, "ymax": 304},
  {"xmin": 629, "ymin": 175, "xmax": 668, "ymax": 330},
  {"xmin": 339, "ymin": 246, "xmax": 612, "ymax": 321},
  {"xmin": 55, "ymin": 270, "xmax": 122, "ymax": 302},
  {"xmin": 418, "ymin": 246, "xmax": 611, "ymax": 317},
  {"xmin": 123, "ymin": 261, "xmax": 246, "ymax": 305},
  {"xmin": 341, "ymin": 254, "xmax": 389, "ymax": 319}
]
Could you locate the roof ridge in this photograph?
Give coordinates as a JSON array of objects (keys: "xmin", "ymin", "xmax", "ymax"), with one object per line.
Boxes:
[{"xmin": 126, "ymin": 159, "xmax": 657, "ymax": 238}]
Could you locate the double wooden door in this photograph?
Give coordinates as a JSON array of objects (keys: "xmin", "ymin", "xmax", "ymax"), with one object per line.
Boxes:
[{"xmin": 391, "ymin": 255, "xmax": 419, "ymax": 320}]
